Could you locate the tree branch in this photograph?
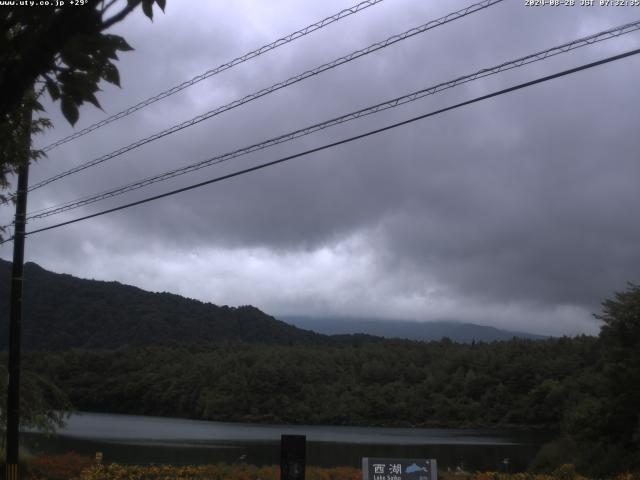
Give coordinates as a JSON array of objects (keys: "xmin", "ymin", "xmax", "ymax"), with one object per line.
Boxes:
[
  {"xmin": 101, "ymin": 0, "xmax": 120, "ymax": 15},
  {"xmin": 101, "ymin": 0, "xmax": 142, "ymax": 31}
]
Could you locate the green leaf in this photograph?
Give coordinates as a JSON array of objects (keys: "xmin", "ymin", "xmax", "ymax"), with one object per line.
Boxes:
[
  {"xmin": 155, "ymin": 0, "xmax": 166, "ymax": 11},
  {"xmin": 84, "ymin": 91, "xmax": 102, "ymax": 110},
  {"xmin": 117, "ymin": 37, "xmax": 134, "ymax": 51},
  {"xmin": 61, "ymin": 96, "xmax": 79, "ymax": 126},
  {"xmin": 104, "ymin": 34, "xmax": 134, "ymax": 52},
  {"xmin": 45, "ymin": 80, "xmax": 60, "ymax": 101},
  {"xmin": 59, "ymin": 72, "xmax": 93, "ymax": 103},
  {"xmin": 90, "ymin": 34, "xmax": 118, "ymax": 60},
  {"xmin": 142, "ymin": 0, "xmax": 153, "ymax": 20},
  {"xmin": 60, "ymin": 39, "xmax": 94, "ymax": 70},
  {"xmin": 102, "ymin": 62, "xmax": 121, "ymax": 87}
]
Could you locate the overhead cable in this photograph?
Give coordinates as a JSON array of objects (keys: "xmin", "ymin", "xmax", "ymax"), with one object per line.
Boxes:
[
  {"xmin": 25, "ymin": 19, "xmax": 640, "ymax": 222},
  {"xmin": 5, "ymin": 46, "xmax": 637, "ymax": 243},
  {"xmin": 29, "ymin": 0, "xmax": 505, "ymax": 192},
  {"xmin": 40, "ymin": 0, "xmax": 387, "ymax": 153}
]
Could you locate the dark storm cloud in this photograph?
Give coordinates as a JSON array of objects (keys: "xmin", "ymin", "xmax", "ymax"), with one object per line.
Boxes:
[{"xmin": 5, "ymin": 0, "xmax": 639, "ymax": 334}]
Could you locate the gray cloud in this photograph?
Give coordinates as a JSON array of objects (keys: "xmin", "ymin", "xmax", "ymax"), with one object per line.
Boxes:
[{"xmin": 3, "ymin": 0, "xmax": 640, "ymax": 335}]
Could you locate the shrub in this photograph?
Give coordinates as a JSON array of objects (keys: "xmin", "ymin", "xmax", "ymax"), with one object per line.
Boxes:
[{"xmin": 27, "ymin": 451, "xmax": 94, "ymax": 480}]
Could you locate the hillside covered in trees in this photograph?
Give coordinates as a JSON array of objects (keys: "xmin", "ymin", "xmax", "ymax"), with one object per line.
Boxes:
[{"xmin": 0, "ymin": 260, "xmax": 327, "ymax": 349}]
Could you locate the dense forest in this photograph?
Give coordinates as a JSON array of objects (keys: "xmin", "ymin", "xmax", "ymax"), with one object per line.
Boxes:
[{"xmin": 22, "ymin": 337, "xmax": 597, "ymax": 428}]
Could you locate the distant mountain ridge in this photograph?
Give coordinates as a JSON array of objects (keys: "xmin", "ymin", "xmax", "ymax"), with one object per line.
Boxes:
[
  {"xmin": 0, "ymin": 259, "xmax": 325, "ymax": 350},
  {"xmin": 281, "ymin": 316, "xmax": 547, "ymax": 343}
]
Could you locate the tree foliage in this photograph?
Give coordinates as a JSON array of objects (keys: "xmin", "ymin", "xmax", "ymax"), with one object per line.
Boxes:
[
  {"xmin": 1, "ymin": 0, "xmax": 166, "ymax": 123},
  {"xmin": 0, "ymin": 0, "xmax": 167, "ymax": 433},
  {"xmin": 596, "ymin": 283, "xmax": 640, "ymax": 447},
  {"xmin": 0, "ymin": 363, "xmax": 72, "ymax": 442},
  {"xmin": 0, "ymin": 90, "xmax": 51, "ymax": 215},
  {"xmin": 0, "ymin": 0, "xmax": 166, "ymax": 199},
  {"xmin": 564, "ymin": 283, "xmax": 640, "ymax": 475}
]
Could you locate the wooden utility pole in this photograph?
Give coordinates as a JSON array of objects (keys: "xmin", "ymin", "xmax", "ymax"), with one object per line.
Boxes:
[{"xmin": 4, "ymin": 106, "xmax": 32, "ymax": 480}]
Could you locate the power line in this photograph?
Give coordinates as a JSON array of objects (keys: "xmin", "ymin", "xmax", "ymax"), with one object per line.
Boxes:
[
  {"xmin": 40, "ymin": 0, "xmax": 386, "ymax": 153},
  {"xmin": 24, "ymin": 19, "xmax": 640, "ymax": 222},
  {"xmin": 28, "ymin": 0, "xmax": 504, "ymax": 192},
  {"xmin": 6, "ymin": 47, "xmax": 637, "ymax": 244}
]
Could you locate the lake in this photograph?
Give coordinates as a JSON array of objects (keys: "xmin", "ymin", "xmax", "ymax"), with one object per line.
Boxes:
[{"xmin": 23, "ymin": 412, "xmax": 550, "ymax": 471}]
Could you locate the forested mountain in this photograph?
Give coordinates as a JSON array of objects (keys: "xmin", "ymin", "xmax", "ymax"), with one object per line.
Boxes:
[
  {"xmin": 283, "ymin": 316, "xmax": 546, "ymax": 342},
  {"xmin": 0, "ymin": 259, "xmax": 324, "ymax": 350}
]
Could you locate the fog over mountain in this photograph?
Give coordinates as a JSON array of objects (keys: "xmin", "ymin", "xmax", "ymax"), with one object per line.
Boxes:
[{"xmin": 282, "ymin": 316, "xmax": 548, "ymax": 343}]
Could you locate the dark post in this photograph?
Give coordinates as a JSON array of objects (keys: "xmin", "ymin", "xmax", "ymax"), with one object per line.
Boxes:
[
  {"xmin": 280, "ymin": 434, "xmax": 306, "ymax": 480},
  {"xmin": 5, "ymin": 106, "xmax": 31, "ymax": 480}
]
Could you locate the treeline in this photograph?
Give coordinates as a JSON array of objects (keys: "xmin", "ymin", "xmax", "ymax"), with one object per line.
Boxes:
[{"xmin": 24, "ymin": 337, "xmax": 597, "ymax": 428}]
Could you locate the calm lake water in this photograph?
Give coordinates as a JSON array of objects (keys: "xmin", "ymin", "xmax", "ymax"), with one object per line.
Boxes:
[{"xmin": 23, "ymin": 412, "xmax": 551, "ymax": 471}]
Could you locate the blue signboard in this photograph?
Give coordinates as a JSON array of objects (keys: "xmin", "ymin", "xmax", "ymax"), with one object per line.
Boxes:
[{"xmin": 362, "ymin": 458, "xmax": 437, "ymax": 480}]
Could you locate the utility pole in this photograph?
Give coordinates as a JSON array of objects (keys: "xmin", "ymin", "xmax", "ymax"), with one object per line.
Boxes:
[{"xmin": 4, "ymin": 105, "xmax": 32, "ymax": 480}]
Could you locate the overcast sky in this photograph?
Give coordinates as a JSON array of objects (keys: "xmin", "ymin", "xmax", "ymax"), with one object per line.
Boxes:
[{"xmin": 2, "ymin": 0, "xmax": 639, "ymax": 336}]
